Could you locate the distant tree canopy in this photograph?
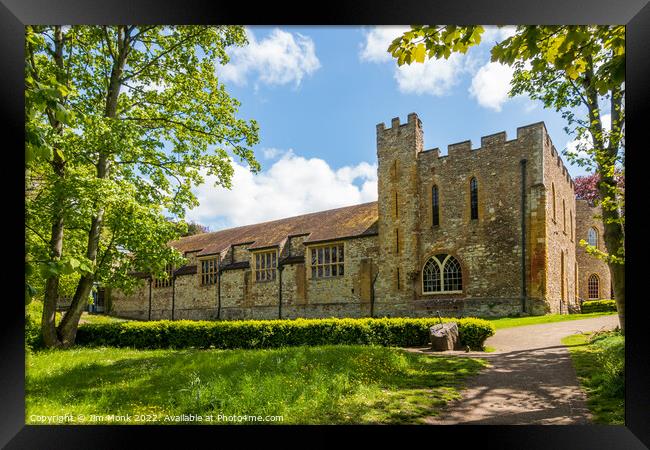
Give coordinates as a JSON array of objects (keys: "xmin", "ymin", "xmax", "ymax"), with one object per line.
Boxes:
[
  {"xmin": 574, "ymin": 172, "xmax": 624, "ymax": 207},
  {"xmin": 181, "ymin": 221, "xmax": 210, "ymax": 236}
]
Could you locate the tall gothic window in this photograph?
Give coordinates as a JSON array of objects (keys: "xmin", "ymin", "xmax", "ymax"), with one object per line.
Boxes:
[
  {"xmin": 563, "ymin": 199, "xmax": 566, "ymax": 232},
  {"xmin": 423, "ymin": 254, "xmax": 463, "ymax": 294},
  {"xmin": 587, "ymin": 227, "xmax": 598, "ymax": 247},
  {"xmin": 470, "ymin": 177, "xmax": 478, "ymax": 220},
  {"xmin": 588, "ymin": 274, "xmax": 600, "ymax": 299},
  {"xmin": 432, "ymin": 185, "xmax": 439, "ymax": 227}
]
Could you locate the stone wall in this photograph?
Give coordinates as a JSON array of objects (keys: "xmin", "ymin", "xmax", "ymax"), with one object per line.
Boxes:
[
  {"xmin": 374, "ymin": 114, "xmax": 550, "ymax": 317},
  {"xmin": 542, "ymin": 129, "xmax": 577, "ymax": 313},
  {"xmin": 108, "ymin": 114, "xmax": 586, "ymax": 321},
  {"xmin": 218, "ymin": 235, "xmax": 379, "ymax": 320},
  {"xmin": 575, "ymin": 200, "xmax": 612, "ymax": 301},
  {"xmin": 109, "ymin": 279, "xmax": 149, "ymax": 320},
  {"xmin": 109, "ymin": 234, "xmax": 380, "ymax": 321}
]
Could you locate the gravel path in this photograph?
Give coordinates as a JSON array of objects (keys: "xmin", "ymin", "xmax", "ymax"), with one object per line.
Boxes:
[{"xmin": 411, "ymin": 315, "xmax": 620, "ymax": 425}]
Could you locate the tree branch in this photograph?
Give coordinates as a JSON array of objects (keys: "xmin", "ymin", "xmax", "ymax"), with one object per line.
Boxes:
[
  {"xmin": 126, "ymin": 25, "xmax": 157, "ymax": 45},
  {"xmin": 102, "ymin": 26, "xmax": 116, "ymax": 62},
  {"xmin": 26, "ymin": 224, "xmax": 50, "ymax": 245},
  {"xmin": 120, "ymin": 28, "xmax": 207, "ymax": 83}
]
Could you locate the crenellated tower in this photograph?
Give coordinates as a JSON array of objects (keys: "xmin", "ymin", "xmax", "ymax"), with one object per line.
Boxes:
[{"xmin": 375, "ymin": 113, "xmax": 424, "ymax": 313}]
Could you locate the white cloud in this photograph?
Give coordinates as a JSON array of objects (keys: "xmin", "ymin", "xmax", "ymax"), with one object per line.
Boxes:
[
  {"xmin": 262, "ymin": 148, "xmax": 283, "ymax": 159},
  {"xmin": 359, "ymin": 26, "xmax": 410, "ymax": 63},
  {"xmin": 468, "ymin": 62, "xmax": 516, "ymax": 111},
  {"xmin": 395, "ymin": 53, "xmax": 467, "ymax": 96},
  {"xmin": 358, "ymin": 25, "xmax": 528, "ymax": 107},
  {"xmin": 523, "ymin": 101, "xmax": 539, "ymax": 113},
  {"xmin": 360, "ymin": 26, "xmax": 467, "ymax": 96},
  {"xmin": 186, "ymin": 150, "xmax": 378, "ymax": 229},
  {"xmin": 219, "ymin": 28, "xmax": 321, "ymax": 87}
]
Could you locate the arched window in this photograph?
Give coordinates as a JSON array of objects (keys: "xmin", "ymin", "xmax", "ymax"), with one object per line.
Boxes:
[
  {"xmin": 470, "ymin": 177, "xmax": 478, "ymax": 220},
  {"xmin": 588, "ymin": 274, "xmax": 600, "ymax": 299},
  {"xmin": 587, "ymin": 227, "xmax": 598, "ymax": 248},
  {"xmin": 552, "ymin": 183, "xmax": 556, "ymax": 221},
  {"xmin": 432, "ymin": 185, "xmax": 439, "ymax": 227},
  {"xmin": 443, "ymin": 256, "xmax": 463, "ymax": 291},
  {"xmin": 570, "ymin": 210, "xmax": 573, "ymax": 241},
  {"xmin": 422, "ymin": 257, "xmax": 441, "ymax": 293},
  {"xmin": 423, "ymin": 254, "xmax": 463, "ymax": 293},
  {"xmin": 563, "ymin": 199, "xmax": 566, "ymax": 232}
]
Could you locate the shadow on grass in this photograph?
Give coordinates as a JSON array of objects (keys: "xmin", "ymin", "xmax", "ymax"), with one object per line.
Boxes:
[{"xmin": 26, "ymin": 346, "xmax": 486, "ymax": 425}]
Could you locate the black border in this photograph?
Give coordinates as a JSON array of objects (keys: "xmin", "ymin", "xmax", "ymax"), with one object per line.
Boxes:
[{"xmin": 3, "ymin": 0, "xmax": 649, "ymax": 447}]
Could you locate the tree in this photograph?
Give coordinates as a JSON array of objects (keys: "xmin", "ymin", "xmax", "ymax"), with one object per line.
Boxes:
[
  {"xmin": 25, "ymin": 25, "xmax": 260, "ymax": 347},
  {"xmin": 389, "ymin": 26, "xmax": 625, "ymax": 333},
  {"xmin": 575, "ymin": 172, "xmax": 624, "ymax": 207},
  {"xmin": 179, "ymin": 220, "xmax": 210, "ymax": 237}
]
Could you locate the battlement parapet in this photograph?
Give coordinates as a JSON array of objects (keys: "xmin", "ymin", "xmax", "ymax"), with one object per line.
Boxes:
[
  {"xmin": 422, "ymin": 122, "xmax": 544, "ymax": 163},
  {"xmin": 516, "ymin": 121, "xmax": 547, "ymax": 139},
  {"xmin": 376, "ymin": 112, "xmax": 421, "ymax": 134},
  {"xmin": 447, "ymin": 140, "xmax": 472, "ymax": 156},
  {"xmin": 481, "ymin": 131, "xmax": 507, "ymax": 147},
  {"xmin": 421, "ymin": 147, "xmax": 440, "ymax": 158}
]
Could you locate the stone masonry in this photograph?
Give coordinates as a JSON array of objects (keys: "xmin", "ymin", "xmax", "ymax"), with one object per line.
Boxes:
[
  {"xmin": 575, "ymin": 200, "xmax": 612, "ymax": 301},
  {"xmin": 108, "ymin": 113, "xmax": 611, "ymax": 321}
]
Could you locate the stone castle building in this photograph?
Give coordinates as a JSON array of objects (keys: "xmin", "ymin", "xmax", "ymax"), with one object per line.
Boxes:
[{"xmin": 107, "ymin": 113, "xmax": 611, "ymax": 320}]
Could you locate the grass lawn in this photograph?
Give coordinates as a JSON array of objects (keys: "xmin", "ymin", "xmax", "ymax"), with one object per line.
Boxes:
[
  {"xmin": 562, "ymin": 331, "xmax": 624, "ymax": 425},
  {"xmin": 26, "ymin": 345, "xmax": 486, "ymax": 425},
  {"xmin": 78, "ymin": 312, "xmax": 132, "ymax": 325},
  {"xmin": 487, "ymin": 312, "xmax": 617, "ymax": 330}
]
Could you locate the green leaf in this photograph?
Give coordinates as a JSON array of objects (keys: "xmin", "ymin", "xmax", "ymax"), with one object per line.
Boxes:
[
  {"xmin": 414, "ymin": 44, "xmax": 426, "ymax": 63},
  {"xmin": 54, "ymin": 105, "xmax": 74, "ymax": 124},
  {"xmin": 68, "ymin": 258, "xmax": 80, "ymax": 270}
]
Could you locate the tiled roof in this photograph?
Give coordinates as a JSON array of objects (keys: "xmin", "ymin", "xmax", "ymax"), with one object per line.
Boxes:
[{"xmin": 169, "ymin": 201, "xmax": 378, "ymax": 257}]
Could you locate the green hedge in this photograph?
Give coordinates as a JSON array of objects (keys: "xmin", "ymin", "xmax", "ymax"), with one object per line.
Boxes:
[
  {"xmin": 76, "ymin": 317, "xmax": 496, "ymax": 351},
  {"xmin": 581, "ymin": 300, "xmax": 617, "ymax": 313}
]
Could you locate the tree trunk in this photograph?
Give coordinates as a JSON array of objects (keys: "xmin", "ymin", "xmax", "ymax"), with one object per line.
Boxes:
[
  {"xmin": 58, "ymin": 274, "xmax": 94, "ymax": 346},
  {"xmin": 583, "ymin": 70, "xmax": 625, "ymax": 335},
  {"xmin": 598, "ymin": 169, "xmax": 625, "ymax": 334},
  {"xmin": 41, "ymin": 214, "xmax": 64, "ymax": 348},
  {"xmin": 609, "ymin": 261, "xmax": 625, "ymax": 334},
  {"xmin": 39, "ymin": 25, "xmax": 66, "ymax": 348},
  {"xmin": 58, "ymin": 166, "xmax": 108, "ymax": 347},
  {"xmin": 57, "ymin": 26, "xmax": 129, "ymax": 347}
]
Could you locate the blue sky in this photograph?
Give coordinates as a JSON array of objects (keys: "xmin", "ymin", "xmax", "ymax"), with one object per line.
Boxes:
[{"xmin": 186, "ymin": 26, "xmax": 593, "ymax": 231}]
